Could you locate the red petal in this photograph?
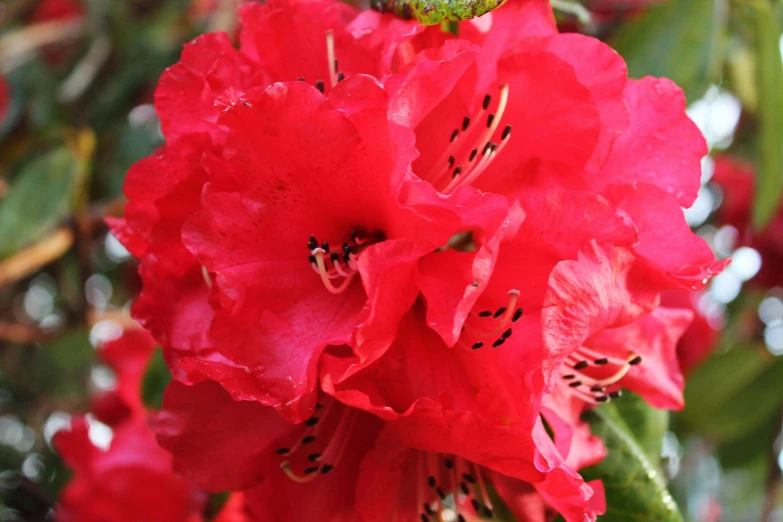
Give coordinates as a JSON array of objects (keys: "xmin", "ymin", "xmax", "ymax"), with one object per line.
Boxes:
[
  {"xmin": 155, "ymin": 380, "xmax": 293, "ymax": 491},
  {"xmin": 542, "ymin": 241, "xmax": 660, "ymax": 385},
  {"xmin": 605, "ymin": 182, "xmax": 728, "ymax": 290},
  {"xmin": 587, "ymin": 307, "xmax": 693, "ymax": 409},
  {"xmin": 595, "ymin": 77, "xmax": 707, "ymax": 207}
]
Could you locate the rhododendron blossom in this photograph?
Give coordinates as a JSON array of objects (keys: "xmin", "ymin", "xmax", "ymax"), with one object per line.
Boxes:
[{"xmin": 107, "ymin": 0, "xmax": 727, "ymax": 520}]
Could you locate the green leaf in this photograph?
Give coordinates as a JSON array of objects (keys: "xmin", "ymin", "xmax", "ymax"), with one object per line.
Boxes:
[
  {"xmin": 141, "ymin": 348, "xmax": 171, "ymax": 410},
  {"xmin": 750, "ymin": 1, "xmax": 783, "ymax": 228},
  {"xmin": 0, "ymin": 148, "xmax": 81, "ymax": 258},
  {"xmin": 609, "ymin": 0, "xmax": 717, "ymax": 102},
  {"xmin": 612, "ymin": 393, "xmax": 669, "ymax": 466},
  {"xmin": 582, "ymin": 402, "xmax": 683, "ymax": 522},
  {"xmin": 681, "ymin": 346, "xmax": 783, "ymax": 441}
]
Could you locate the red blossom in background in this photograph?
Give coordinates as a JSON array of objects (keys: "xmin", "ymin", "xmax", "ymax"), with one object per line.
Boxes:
[
  {"xmin": 53, "ymin": 330, "xmax": 207, "ymax": 522},
  {"xmin": 29, "ymin": 0, "xmax": 83, "ymax": 22},
  {"xmin": 662, "ymin": 289, "xmax": 721, "ymax": 375},
  {"xmin": 712, "ymin": 155, "xmax": 783, "ymax": 288}
]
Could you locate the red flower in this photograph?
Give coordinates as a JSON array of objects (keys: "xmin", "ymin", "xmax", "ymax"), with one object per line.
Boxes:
[
  {"xmin": 376, "ymin": 0, "xmax": 725, "ymax": 290},
  {"xmin": 54, "ymin": 330, "xmax": 206, "ymax": 522},
  {"xmin": 711, "ymin": 155, "xmax": 783, "ymax": 288},
  {"xmin": 155, "ymin": 0, "xmax": 386, "ymax": 141},
  {"xmin": 355, "ymin": 418, "xmax": 604, "ymax": 522},
  {"xmin": 343, "ymin": 1, "xmax": 724, "ymax": 416},
  {"xmin": 115, "ymin": 73, "xmax": 517, "ymax": 422},
  {"xmin": 90, "ymin": 329, "xmax": 158, "ymax": 425},
  {"xmin": 156, "ymin": 375, "xmax": 602, "ymax": 522},
  {"xmin": 55, "ymin": 417, "xmax": 206, "ymax": 522},
  {"xmin": 113, "ymin": 3, "xmax": 726, "ymax": 519}
]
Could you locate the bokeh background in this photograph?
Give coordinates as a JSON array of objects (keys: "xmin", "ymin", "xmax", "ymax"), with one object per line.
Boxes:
[{"xmin": 1, "ymin": 0, "xmax": 782, "ymax": 521}]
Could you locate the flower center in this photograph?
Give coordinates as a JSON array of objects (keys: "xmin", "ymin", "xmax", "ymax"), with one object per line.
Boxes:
[
  {"xmin": 560, "ymin": 347, "xmax": 643, "ymax": 404},
  {"xmin": 459, "ymin": 289, "xmax": 523, "ymax": 350},
  {"xmin": 274, "ymin": 399, "xmax": 358, "ymax": 483},
  {"xmin": 427, "ymin": 85, "xmax": 513, "ymax": 194},
  {"xmin": 307, "ymin": 229, "xmax": 384, "ymax": 294},
  {"xmin": 417, "ymin": 453, "xmax": 496, "ymax": 522}
]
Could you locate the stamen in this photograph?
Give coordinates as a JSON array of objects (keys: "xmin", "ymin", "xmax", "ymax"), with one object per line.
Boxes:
[
  {"xmin": 561, "ymin": 352, "xmax": 642, "ymax": 403},
  {"xmin": 464, "ymin": 290, "xmax": 521, "ymax": 339},
  {"xmin": 201, "ymin": 265, "xmax": 212, "ymax": 289},
  {"xmin": 428, "ymin": 91, "xmax": 494, "ymax": 186},
  {"xmin": 315, "ymin": 80, "xmax": 325, "ymax": 93},
  {"xmin": 325, "ymin": 30, "xmax": 338, "ymax": 87},
  {"xmin": 442, "ymin": 84, "xmax": 510, "ymax": 194},
  {"xmin": 312, "ymin": 248, "xmax": 355, "ymax": 294},
  {"xmin": 280, "ymin": 462, "xmax": 320, "ymax": 484}
]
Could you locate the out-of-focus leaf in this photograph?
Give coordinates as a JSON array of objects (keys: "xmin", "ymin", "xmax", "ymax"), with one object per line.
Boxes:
[
  {"xmin": 369, "ymin": 0, "xmax": 506, "ymax": 25},
  {"xmin": 582, "ymin": 402, "xmax": 683, "ymax": 522},
  {"xmin": 613, "ymin": 393, "xmax": 669, "ymax": 466},
  {"xmin": 750, "ymin": 1, "xmax": 783, "ymax": 228},
  {"xmin": 0, "ymin": 147, "xmax": 82, "ymax": 258},
  {"xmin": 35, "ymin": 328, "xmax": 93, "ymax": 399},
  {"xmin": 141, "ymin": 348, "xmax": 171, "ymax": 410},
  {"xmin": 716, "ymin": 412, "xmax": 779, "ymax": 469},
  {"xmin": 609, "ymin": 0, "xmax": 717, "ymax": 102},
  {"xmin": 681, "ymin": 346, "xmax": 783, "ymax": 441}
]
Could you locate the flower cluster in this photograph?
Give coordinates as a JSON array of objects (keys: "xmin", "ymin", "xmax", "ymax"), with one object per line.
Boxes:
[{"xmin": 88, "ymin": 0, "xmax": 725, "ymax": 520}]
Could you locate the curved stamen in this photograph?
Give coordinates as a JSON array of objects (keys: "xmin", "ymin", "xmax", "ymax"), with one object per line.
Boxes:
[
  {"xmin": 428, "ymin": 96, "xmax": 491, "ymax": 187},
  {"xmin": 462, "ymin": 290, "xmax": 521, "ymax": 346},
  {"xmin": 561, "ymin": 352, "xmax": 642, "ymax": 403},
  {"xmin": 574, "ymin": 345, "xmax": 632, "ymax": 366},
  {"xmin": 312, "ymin": 248, "xmax": 355, "ymax": 294},
  {"xmin": 280, "ymin": 462, "xmax": 321, "ymax": 484},
  {"xmin": 443, "ymin": 84, "xmax": 510, "ymax": 194}
]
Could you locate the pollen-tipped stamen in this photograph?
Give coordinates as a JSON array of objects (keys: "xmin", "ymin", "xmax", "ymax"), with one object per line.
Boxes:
[
  {"xmin": 561, "ymin": 352, "xmax": 642, "ymax": 402},
  {"xmin": 312, "ymin": 248, "xmax": 356, "ymax": 294},
  {"xmin": 442, "ymin": 84, "xmax": 510, "ymax": 194},
  {"xmin": 462, "ymin": 289, "xmax": 521, "ymax": 341}
]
